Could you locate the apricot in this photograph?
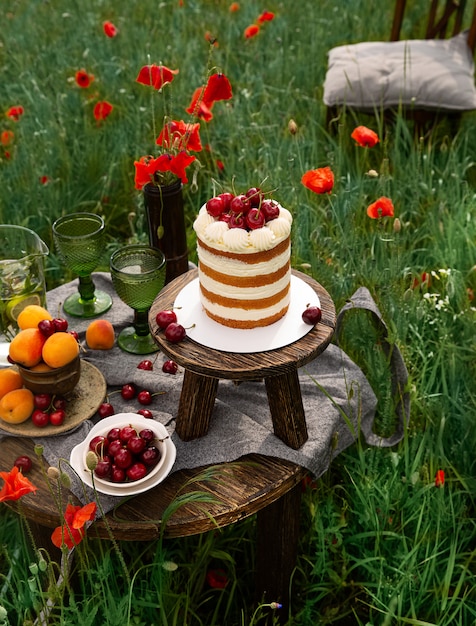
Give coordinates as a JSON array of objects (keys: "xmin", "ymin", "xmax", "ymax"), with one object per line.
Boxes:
[
  {"xmin": 86, "ymin": 319, "xmax": 115, "ymax": 350},
  {"xmin": 0, "ymin": 369, "xmax": 24, "ymax": 400},
  {"xmin": 9, "ymin": 328, "xmax": 47, "ymax": 368},
  {"xmin": 30, "ymin": 362, "xmax": 53, "ymax": 372},
  {"xmin": 42, "ymin": 332, "xmax": 80, "ymax": 368},
  {"xmin": 17, "ymin": 304, "xmax": 52, "ymax": 330},
  {"xmin": 0, "ymin": 388, "xmax": 35, "ymax": 424}
]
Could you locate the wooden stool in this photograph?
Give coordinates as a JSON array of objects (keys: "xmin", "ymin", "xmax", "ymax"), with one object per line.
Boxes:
[
  {"xmin": 149, "ymin": 269, "xmax": 336, "ymax": 450},
  {"xmin": 1, "ymin": 436, "xmax": 308, "ymax": 611}
]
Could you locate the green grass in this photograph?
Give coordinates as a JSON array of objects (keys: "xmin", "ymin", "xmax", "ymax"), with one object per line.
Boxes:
[{"xmin": 1, "ymin": 1, "xmax": 476, "ymax": 624}]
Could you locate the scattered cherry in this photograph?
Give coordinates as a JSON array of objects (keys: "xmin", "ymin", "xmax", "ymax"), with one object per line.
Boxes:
[
  {"xmin": 137, "ymin": 409, "xmax": 153, "ymax": 419},
  {"xmin": 302, "ymin": 306, "xmax": 322, "ymax": 326},
  {"xmin": 34, "ymin": 393, "xmax": 52, "ymax": 411},
  {"xmin": 137, "ymin": 359, "xmax": 154, "ymax": 371},
  {"xmin": 53, "ymin": 317, "xmax": 69, "ymax": 332},
  {"xmin": 162, "ymin": 360, "xmax": 178, "ymax": 374},
  {"xmin": 38, "ymin": 319, "xmax": 56, "ymax": 337},
  {"xmin": 31, "ymin": 409, "xmax": 50, "ymax": 428},
  {"xmin": 98, "ymin": 402, "xmax": 115, "ymax": 418},
  {"xmin": 14, "ymin": 455, "xmax": 32, "ymax": 473},
  {"xmin": 69, "ymin": 330, "xmax": 79, "ymax": 341},
  {"xmin": 137, "ymin": 390, "xmax": 152, "ymax": 405},
  {"xmin": 52, "ymin": 396, "xmax": 67, "ymax": 411},
  {"xmin": 49, "ymin": 409, "xmax": 66, "ymax": 426},
  {"xmin": 165, "ymin": 322, "xmax": 186, "ymax": 343},
  {"xmin": 121, "ymin": 383, "xmax": 136, "ymax": 400},
  {"xmin": 155, "ymin": 310, "xmax": 177, "ymax": 329}
]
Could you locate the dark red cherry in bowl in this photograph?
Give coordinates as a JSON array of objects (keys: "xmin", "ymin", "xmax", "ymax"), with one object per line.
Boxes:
[{"xmin": 302, "ymin": 306, "xmax": 322, "ymax": 326}]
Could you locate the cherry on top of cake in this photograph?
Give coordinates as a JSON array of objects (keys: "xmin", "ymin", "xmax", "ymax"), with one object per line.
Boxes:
[{"xmin": 205, "ymin": 187, "xmax": 287, "ymax": 231}]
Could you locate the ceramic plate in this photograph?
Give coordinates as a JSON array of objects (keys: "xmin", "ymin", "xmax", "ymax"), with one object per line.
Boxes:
[
  {"xmin": 174, "ymin": 274, "xmax": 321, "ymax": 353},
  {"xmin": 70, "ymin": 414, "xmax": 176, "ymax": 496},
  {"xmin": 0, "ymin": 361, "xmax": 107, "ymax": 437}
]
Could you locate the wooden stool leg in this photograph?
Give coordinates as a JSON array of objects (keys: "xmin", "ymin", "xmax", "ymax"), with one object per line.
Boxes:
[
  {"xmin": 265, "ymin": 370, "xmax": 308, "ymax": 449},
  {"xmin": 175, "ymin": 370, "xmax": 219, "ymax": 441},
  {"xmin": 255, "ymin": 481, "xmax": 302, "ymax": 616}
]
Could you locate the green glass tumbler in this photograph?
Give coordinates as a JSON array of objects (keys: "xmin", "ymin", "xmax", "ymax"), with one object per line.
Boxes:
[
  {"xmin": 52, "ymin": 212, "xmax": 113, "ymax": 318},
  {"xmin": 110, "ymin": 245, "xmax": 166, "ymax": 354}
]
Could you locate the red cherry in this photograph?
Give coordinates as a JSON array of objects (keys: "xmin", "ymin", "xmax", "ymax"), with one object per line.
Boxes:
[
  {"xmin": 229, "ymin": 213, "xmax": 246, "ymax": 229},
  {"xmin": 107, "ymin": 427, "xmax": 121, "ymax": 441},
  {"xmin": 245, "ymin": 187, "xmax": 263, "ymax": 207},
  {"xmin": 137, "ymin": 409, "xmax": 153, "ymax": 419},
  {"xmin": 49, "ymin": 409, "xmax": 66, "ymax": 426},
  {"xmin": 53, "ymin": 318, "xmax": 69, "ymax": 332},
  {"xmin": 230, "ymin": 194, "xmax": 250, "ymax": 214},
  {"xmin": 31, "ymin": 409, "xmax": 50, "ymax": 428},
  {"xmin": 98, "ymin": 402, "xmax": 115, "ymax": 418},
  {"xmin": 218, "ymin": 212, "xmax": 232, "ymax": 223},
  {"xmin": 137, "ymin": 390, "xmax": 152, "ymax": 405},
  {"xmin": 302, "ymin": 306, "xmax": 322, "ymax": 326},
  {"xmin": 38, "ymin": 319, "xmax": 56, "ymax": 337},
  {"xmin": 114, "ymin": 448, "xmax": 133, "ymax": 469},
  {"xmin": 111, "ymin": 466, "xmax": 126, "ymax": 482},
  {"xmin": 127, "ymin": 436, "xmax": 147, "ymax": 455},
  {"xmin": 162, "ymin": 360, "xmax": 178, "ymax": 374},
  {"xmin": 155, "ymin": 310, "xmax": 177, "ymax": 329},
  {"xmin": 218, "ymin": 192, "xmax": 234, "ymax": 211},
  {"xmin": 138, "ymin": 428, "xmax": 155, "ymax": 443},
  {"xmin": 141, "ymin": 446, "xmax": 161, "ymax": 467},
  {"xmin": 52, "ymin": 396, "xmax": 67, "ymax": 411},
  {"xmin": 137, "ymin": 359, "xmax": 154, "ymax": 371},
  {"xmin": 246, "ymin": 207, "xmax": 266, "ymax": 230},
  {"xmin": 206, "ymin": 196, "xmax": 225, "ymax": 217},
  {"xmin": 107, "ymin": 439, "xmax": 123, "ymax": 457},
  {"xmin": 165, "ymin": 322, "xmax": 186, "ymax": 343},
  {"xmin": 34, "ymin": 393, "xmax": 52, "ymax": 411},
  {"xmin": 121, "ymin": 383, "xmax": 136, "ymax": 400},
  {"xmin": 89, "ymin": 435, "xmax": 109, "ymax": 455},
  {"xmin": 69, "ymin": 330, "xmax": 79, "ymax": 341},
  {"xmin": 261, "ymin": 200, "xmax": 280, "ymax": 221},
  {"xmin": 126, "ymin": 462, "xmax": 148, "ymax": 482},
  {"xmin": 119, "ymin": 426, "xmax": 137, "ymax": 443},
  {"xmin": 94, "ymin": 457, "xmax": 112, "ymax": 479},
  {"xmin": 14, "ymin": 455, "xmax": 32, "ymax": 473}
]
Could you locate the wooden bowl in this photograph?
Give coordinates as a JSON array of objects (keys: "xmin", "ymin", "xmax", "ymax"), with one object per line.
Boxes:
[{"xmin": 18, "ymin": 355, "xmax": 81, "ymax": 396}]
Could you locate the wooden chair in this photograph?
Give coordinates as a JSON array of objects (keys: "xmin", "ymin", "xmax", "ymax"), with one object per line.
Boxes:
[{"xmin": 324, "ymin": 0, "xmax": 476, "ymax": 135}]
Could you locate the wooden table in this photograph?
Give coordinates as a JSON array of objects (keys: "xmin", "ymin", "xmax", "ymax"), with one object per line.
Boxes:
[
  {"xmin": 149, "ymin": 269, "xmax": 336, "ymax": 450},
  {"xmin": 1, "ymin": 436, "xmax": 307, "ymax": 612}
]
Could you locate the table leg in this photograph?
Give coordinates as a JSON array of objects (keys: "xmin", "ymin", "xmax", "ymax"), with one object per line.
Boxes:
[
  {"xmin": 175, "ymin": 370, "xmax": 219, "ymax": 440},
  {"xmin": 255, "ymin": 480, "xmax": 302, "ymax": 617},
  {"xmin": 265, "ymin": 370, "xmax": 308, "ymax": 449}
]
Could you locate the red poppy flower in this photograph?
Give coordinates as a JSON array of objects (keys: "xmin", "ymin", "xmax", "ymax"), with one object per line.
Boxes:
[
  {"xmin": 206, "ymin": 568, "xmax": 228, "ymax": 589},
  {"xmin": 185, "ymin": 87, "xmax": 214, "ymax": 121},
  {"xmin": 157, "ymin": 120, "xmax": 202, "ymax": 153},
  {"xmin": 136, "ymin": 65, "xmax": 179, "ymax": 90},
  {"xmin": 203, "ymin": 73, "xmax": 233, "ymax": 104},
  {"xmin": 93, "ymin": 101, "xmax": 113, "ymax": 121},
  {"xmin": 257, "ymin": 11, "xmax": 275, "ymax": 23},
  {"xmin": 1, "ymin": 130, "xmax": 14, "ymax": 146},
  {"xmin": 301, "ymin": 166, "xmax": 334, "ymax": 194},
  {"xmin": 39, "ymin": 175, "xmax": 50, "ymax": 185},
  {"xmin": 435, "ymin": 469, "xmax": 445, "ymax": 487},
  {"xmin": 103, "ymin": 21, "xmax": 118, "ymax": 37},
  {"xmin": 411, "ymin": 272, "xmax": 431, "ymax": 290},
  {"xmin": 169, "ymin": 151, "xmax": 196, "ymax": 183},
  {"xmin": 244, "ymin": 24, "xmax": 260, "ymax": 39},
  {"xmin": 366, "ymin": 197, "xmax": 394, "ymax": 219},
  {"xmin": 6, "ymin": 105, "xmax": 24, "ymax": 121},
  {"xmin": 205, "ymin": 31, "xmax": 219, "ymax": 47},
  {"xmin": 51, "ymin": 502, "xmax": 97, "ymax": 549},
  {"xmin": 229, "ymin": 2, "xmax": 240, "ymax": 11},
  {"xmin": 75, "ymin": 69, "xmax": 94, "ymax": 89},
  {"xmin": 0, "ymin": 466, "xmax": 37, "ymax": 502},
  {"xmin": 351, "ymin": 125, "xmax": 380, "ymax": 148}
]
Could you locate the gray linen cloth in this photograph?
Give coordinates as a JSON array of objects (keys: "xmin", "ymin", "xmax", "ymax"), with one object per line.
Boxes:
[{"xmin": 0, "ymin": 273, "xmax": 409, "ymax": 512}]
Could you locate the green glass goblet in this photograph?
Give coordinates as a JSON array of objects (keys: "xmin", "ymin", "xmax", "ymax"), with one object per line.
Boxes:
[
  {"xmin": 110, "ymin": 245, "xmax": 166, "ymax": 354},
  {"xmin": 52, "ymin": 212, "xmax": 113, "ymax": 318}
]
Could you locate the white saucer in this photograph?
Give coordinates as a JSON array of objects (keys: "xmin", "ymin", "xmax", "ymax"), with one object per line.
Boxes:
[
  {"xmin": 70, "ymin": 414, "xmax": 176, "ymax": 496},
  {"xmin": 174, "ymin": 274, "xmax": 320, "ymax": 353}
]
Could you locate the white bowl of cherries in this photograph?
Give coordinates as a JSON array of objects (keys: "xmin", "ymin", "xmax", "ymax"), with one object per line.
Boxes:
[{"xmin": 82, "ymin": 414, "xmax": 169, "ymax": 489}]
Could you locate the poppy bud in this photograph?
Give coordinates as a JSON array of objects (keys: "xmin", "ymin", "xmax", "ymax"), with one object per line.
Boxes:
[
  {"xmin": 393, "ymin": 218, "xmax": 402, "ymax": 233},
  {"xmin": 288, "ymin": 119, "xmax": 298, "ymax": 135}
]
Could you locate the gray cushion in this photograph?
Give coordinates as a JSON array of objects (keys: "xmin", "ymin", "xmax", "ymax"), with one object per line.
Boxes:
[{"xmin": 323, "ymin": 31, "xmax": 476, "ymax": 111}]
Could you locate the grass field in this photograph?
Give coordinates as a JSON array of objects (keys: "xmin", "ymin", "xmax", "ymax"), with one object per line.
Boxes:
[{"xmin": 1, "ymin": 1, "xmax": 475, "ymax": 624}]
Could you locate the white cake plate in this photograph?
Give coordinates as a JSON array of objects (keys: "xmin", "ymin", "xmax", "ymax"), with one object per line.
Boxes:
[{"xmin": 173, "ymin": 274, "xmax": 321, "ymax": 354}]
